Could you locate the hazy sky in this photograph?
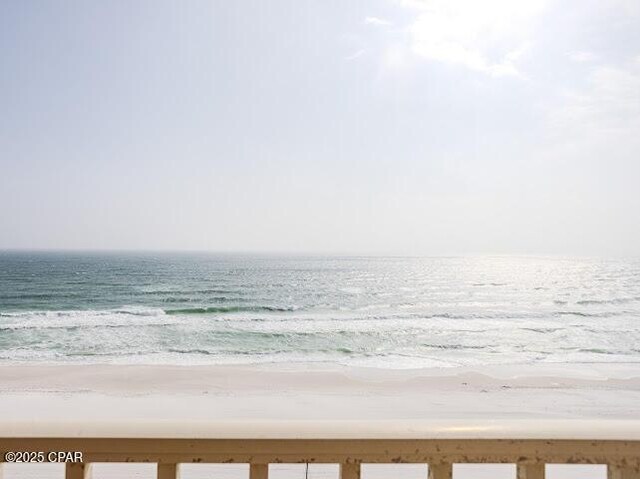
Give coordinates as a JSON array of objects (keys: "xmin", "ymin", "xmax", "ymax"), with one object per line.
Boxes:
[{"xmin": 1, "ymin": 0, "xmax": 639, "ymax": 255}]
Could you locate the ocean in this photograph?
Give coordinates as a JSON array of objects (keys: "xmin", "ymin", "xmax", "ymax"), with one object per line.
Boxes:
[{"xmin": 1, "ymin": 252, "xmax": 639, "ymax": 368}]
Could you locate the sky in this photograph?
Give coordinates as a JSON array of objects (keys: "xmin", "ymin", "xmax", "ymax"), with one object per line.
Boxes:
[{"xmin": 1, "ymin": 0, "xmax": 639, "ymax": 255}]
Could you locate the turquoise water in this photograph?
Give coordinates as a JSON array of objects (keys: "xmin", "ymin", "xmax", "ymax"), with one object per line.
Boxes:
[{"xmin": 0, "ymin": 252, "xmax": 639, "ymax": 367}]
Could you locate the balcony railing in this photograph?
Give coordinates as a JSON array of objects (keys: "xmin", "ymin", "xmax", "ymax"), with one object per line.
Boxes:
[
  {"xmin": 2, "ymin": 420, "xmax": 639, "ymax": 479},
  {"xmin": 1, "ymin": 438, "xmax": 639, "ymax": 479}
]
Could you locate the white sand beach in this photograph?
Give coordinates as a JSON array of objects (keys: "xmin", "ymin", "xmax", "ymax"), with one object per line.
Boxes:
[
  {"xmin": 1, "ymin": 362, "xmax": 639, "ymax": 478},
  {"xmin": 1, "ymin": 362, "xmax": 639, "ymax": 424}
]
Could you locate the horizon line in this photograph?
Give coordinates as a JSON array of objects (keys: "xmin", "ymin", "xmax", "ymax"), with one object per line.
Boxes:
[{"xmin": 0, "ymin": 248, "xmax": 636, "ymax": 260}]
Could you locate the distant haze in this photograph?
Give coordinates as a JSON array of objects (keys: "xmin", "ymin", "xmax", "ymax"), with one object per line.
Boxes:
[{"xmin": 1, "ymin": 0, "xmax": 639, "ymax": 255}]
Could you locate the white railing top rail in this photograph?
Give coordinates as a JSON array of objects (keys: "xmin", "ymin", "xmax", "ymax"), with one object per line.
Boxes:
[{"xmin": 1, "ymin": 419, "xmax": 640, "ymax": 440}]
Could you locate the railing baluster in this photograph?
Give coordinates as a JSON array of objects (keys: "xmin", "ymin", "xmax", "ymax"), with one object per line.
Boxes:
[
  {"xmin": 428, "ymin": 463, "xmax": 452, "ymax": 479},
  {"xmin": 517, "ymin": 464, "xmax": 545, "ymax": 479},
  {"xmin": 65, "ymin": 463, "xmax": 88, "ymax": 479},
  {"xmin": 341, "ymin": 463, "xmax": 360, "ymax": 479},
  {"xmin": 608, "ymin": 466, "xmax": 640, "ymax": 479},
  {"xmin": 158, "ymin": 463, "xmax": 178, "ymax": 479},
  {"xmin": 250, "ymin": 463, "xmax": 268, "ymax": 479}
]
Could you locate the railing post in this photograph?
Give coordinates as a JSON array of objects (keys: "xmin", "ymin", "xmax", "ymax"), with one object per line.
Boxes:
[
  {"xmin": 250, "ymin": 463, "xmax": 268, "ymax": 479},
  {"xmin": 158, "ymin": 463, "xmax": 178, "ymax": 479},
  {"xmin": 66, "ymin": 463, "xmax": 89, "ymax": 479},
  {"xmin": 428, "ymin": 463, "xmax": 452, "ymax": 479},
  {"xmin": 341, "ymin": 463, "xmax": 361, "ymax": 479},
  {"xmin": 608, "ymin": 466, "xmax": 640, "ymax": 479},
  {"xmin": 518, "ymin": 465, "xmax": 545, "ymax": 479}
]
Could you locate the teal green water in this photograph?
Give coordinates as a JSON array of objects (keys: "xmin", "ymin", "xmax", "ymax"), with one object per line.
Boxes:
[{"xmin": 1, "ymin": 252, "xmax": 639, "ymax": 367}]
